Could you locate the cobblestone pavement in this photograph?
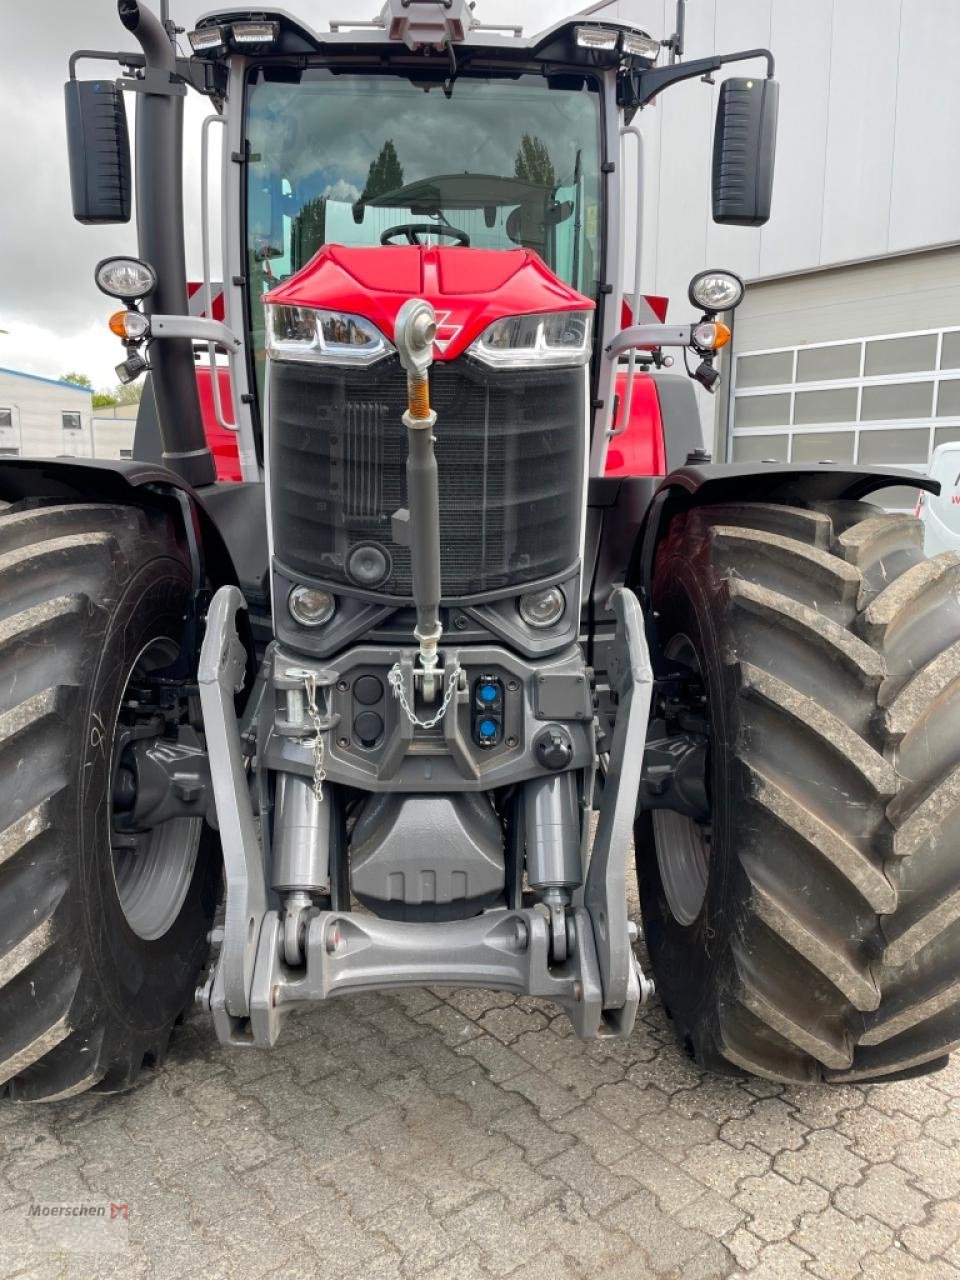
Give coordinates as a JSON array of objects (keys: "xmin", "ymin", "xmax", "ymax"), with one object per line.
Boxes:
[{"xmin": 4, "ymin": 909, "xmax": 960, "ymax": 1279}]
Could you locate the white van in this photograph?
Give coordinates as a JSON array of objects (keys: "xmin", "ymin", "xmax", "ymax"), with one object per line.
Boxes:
[{"xmin": 917, "ymin": 442, "xmax": 960, "ymax": 556}]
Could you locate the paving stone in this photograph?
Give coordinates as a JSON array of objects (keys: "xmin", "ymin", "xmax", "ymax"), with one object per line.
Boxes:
[
  {"xmin": 674, "ymin": 1189, "xmax": 747, "ymax": 1239},
  {"xmin": 857, "ymin": 1244, "xmax": 960, "ymax": 1280},
  {"xmin": 473, "ymin": 1144, "xmax": 566, "ymax": 1217},
  {"xmin": 719, "ymin": 1101, "xmax": 809, "ymax": 1158},
  {"xmin": 894, "ymin": 1134, "xmax": 960, "ymax": 1199},
  {"xmin": 680, "ymin": 1139, "xmax": 771, "ymax": 1196},
  {"xmin": 732, "ymin": 1171, "xmax": 829, "ymax": 1243},
  {"xmin": 901, "ymin": 1198, "xmax": 960, "ymax": 1261},
  {"xmin": 730, "ymin": 1240, "xmax": 812, "ymax": 1280},
  {"xmin": 477, "ymin": 1006, "xmax": 550, "ymax": 1044},
  {"xmin": 552, "ymin": 1103, "xmax": 640, "ymax": 1167},
  {"xmin": 442, "ymin": 1191, "xmax": 544, "ymax": 1276},
  {"xmin": 834, "ymin": 1161, "xmax": 930, "ymax": 1231},
  {"xmin": 5, "ymin": 979, "xmax": 960, "ymax": 1278},
  {"xmin": 600, "ymin": 1189, "xmax": 732, "ymax": 1275},
  {"xmin": 543, "ymin": 1146, "xmax": 639, "ymax": 1215},
  {"xmin": 610, "ymin": 1143, "xmax": 706, "ymax": 1214},
  {"xmin": 415, "ymin": 1004, "xmax": 485, "ymax": 1048},
  {"xmin": 793, "ymin": 1204, "xmax": 892, "ymax": 1280},
  {"xmin": 454, "ymin": 1034, "xmax": 529, "ymax": 1083},
  {"xmin": 528, "ymin": 1197, "xmax": 636, "ymax": 1274},
  {"xmin": 772, "ymin": 1128, "xmax": 866, "ymax": 1191}
]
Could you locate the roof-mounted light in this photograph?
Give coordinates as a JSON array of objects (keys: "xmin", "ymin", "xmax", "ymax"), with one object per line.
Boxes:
[
  {"xmin": 622, "ymin": 32, "xmax": 660, "ymax": 60},
  {"xmin": 230, "ymin": 20, "xmax": 279, "ymax": 47},
  {"xmin": 188, "ymin": 25, "xmax": 226, "ymax": 54},
  {"xmin": 575, "ymin": 26, "xmax": 619, "ymax": 52}
]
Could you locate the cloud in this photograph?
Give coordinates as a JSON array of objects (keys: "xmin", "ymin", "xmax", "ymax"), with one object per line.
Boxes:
[{"xmin": 1, "ymin": 0, "xmax": 590, "ymax": 387}]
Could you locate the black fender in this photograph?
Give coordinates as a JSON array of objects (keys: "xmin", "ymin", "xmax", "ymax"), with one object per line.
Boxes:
[{"xmin": 0, "ymin": 457, "xmax": 268, "ymax": 608}]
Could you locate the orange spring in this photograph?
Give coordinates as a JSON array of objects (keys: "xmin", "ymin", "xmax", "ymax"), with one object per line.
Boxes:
[{"xmin": 408, "ymin": 375, "xmax": 431, "ymax": 420}]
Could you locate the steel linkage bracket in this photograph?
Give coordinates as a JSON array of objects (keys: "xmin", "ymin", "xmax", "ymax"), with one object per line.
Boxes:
[
  {"xmin": 198, "ymin": 586, "xmax": 267, "ymax": 1030},
  {"xmin": 583, "ymin": 587, "xmax": 653, "ymax": 1029},
  {"xmin": 245, "ymin": 904, "xmax": 605, "ymax": 1047}
]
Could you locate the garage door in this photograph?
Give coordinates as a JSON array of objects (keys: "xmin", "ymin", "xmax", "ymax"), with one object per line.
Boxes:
[{"xmin": 725, "ymin": 246, "xmax": 960, "ymax": 508}]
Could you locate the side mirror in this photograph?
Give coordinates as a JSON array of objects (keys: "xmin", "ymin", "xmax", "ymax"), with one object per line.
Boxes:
[
  {"xmin": 712, "ymin": 76, "xmax": 778, "ymax": 227},
  {"xmin": 64, "ymin": 80, "xmax": 131, "ymax": 224}
]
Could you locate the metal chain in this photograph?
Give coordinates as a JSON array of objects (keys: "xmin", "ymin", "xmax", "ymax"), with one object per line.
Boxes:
[
  {"xmin": 303, "ymin": 672, "xmax": 327, "ymax": 802},
  {"xmin": 387, "ymin": 662, "xmax": 460, "ymax": 730}
]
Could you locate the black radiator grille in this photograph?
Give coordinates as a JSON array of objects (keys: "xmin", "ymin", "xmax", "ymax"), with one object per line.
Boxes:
[{"xmin": 268, "ymin": 355, "xmax": 584, "ymax": 599}]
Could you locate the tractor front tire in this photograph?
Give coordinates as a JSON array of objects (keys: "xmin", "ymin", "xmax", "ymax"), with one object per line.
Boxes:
[
  {"xmin": 636, "ymin": 498, "xmax": 960, "ymax": 1083},
  {"xmin": 0, "ymin": 502, "xmax": 219, "ymax": 1101}
]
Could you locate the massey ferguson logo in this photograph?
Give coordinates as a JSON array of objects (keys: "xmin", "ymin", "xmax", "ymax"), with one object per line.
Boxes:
[{"xmin": 432, "ymin": 311, "xmax": 463, "ymax": 353}]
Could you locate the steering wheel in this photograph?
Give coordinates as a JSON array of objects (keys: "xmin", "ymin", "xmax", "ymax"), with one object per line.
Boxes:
[{"xmin": 380, "ymin": 223, "xmax": 471, "ymax": 247}]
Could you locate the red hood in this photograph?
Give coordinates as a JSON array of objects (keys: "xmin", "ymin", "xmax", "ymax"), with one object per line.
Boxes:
[{"xmin": 263, "ymin": 245, "xmax": 594, "ymax": 362}]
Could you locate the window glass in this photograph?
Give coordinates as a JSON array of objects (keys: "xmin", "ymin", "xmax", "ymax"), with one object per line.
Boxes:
[
  {"xmin": 733, "ymin": 394, "xmax": 791, "ymax": 429},
  {"xmin": 0, "ymin": 409, "xmax": 11, "ymax": 428},
  {"xmin": 864, "ymin": 334, "xmax": 937, "ymax": 376},
  {"xmin": 941, "ymin": 331, "xmax": 960, "ymax": 369},
  {"xmin": 245, "ymin": 69, "xmax": 602, "ymax": 403},
  {"xmin": 860, "ymin": 382, "xmax": 934, "ymax": 421},
  {"xmin": 735, "ymin": 351, "xmax": 793, "ymax": 388},
  {"xmin": 796, "ymin": 344, "xmax": 860, "ymax": 382},
  {"xmin": 934, "ymin": 425, "xmax": 960, "ymax": 449},
  {"xmin": 936, "ymin": 380, "xmax": 960, "ymax": 418},
  {"xmin": 794, "ymin": 387, "xmax": 858, "ymax": 425},
  {"xmin": 857, "ymin": 429, "xmax": 930, "ymax": 465},
  {"xmin": 790, "ymin": 431, "xmax": 855, "ymax": 462},
  {"xmin": 61, "ymin": 412, "xmax": 81, "ymax": 431},
  {"xmin": 731, "ymin": 434, "xmax": 788, "ymax": 462}
]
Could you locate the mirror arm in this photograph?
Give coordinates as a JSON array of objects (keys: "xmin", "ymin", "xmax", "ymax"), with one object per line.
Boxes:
[
  {"xmin": 619, "ymin": 47, "xmax": 775, "ymax": 116},
  {"xmin": 68, "ymin": 49, "xmax": 146, "ymax": 78}
]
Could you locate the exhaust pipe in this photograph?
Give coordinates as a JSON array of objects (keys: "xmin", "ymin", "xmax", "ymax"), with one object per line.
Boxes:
[
  {"xmin": 394, "ymin": 299, "xmax": 443, "ymax": 700},
  {"xmin": 118, "ymin": 0, "xmax": 215, "ymax": 487}
]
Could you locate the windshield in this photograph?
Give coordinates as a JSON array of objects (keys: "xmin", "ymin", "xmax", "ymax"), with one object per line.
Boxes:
[{"xmin": 244, "ymin": 69, "xmax": 603, "ymax": 395}]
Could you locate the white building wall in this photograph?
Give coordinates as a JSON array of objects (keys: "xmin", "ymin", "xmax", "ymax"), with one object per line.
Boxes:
[
  {"xmin": 606, "ymin": 0, "xmax": 960, "ymax": 359},
  {"xmin": 0, "ymin": 370, "xmax": 94, "ymax": 458}
]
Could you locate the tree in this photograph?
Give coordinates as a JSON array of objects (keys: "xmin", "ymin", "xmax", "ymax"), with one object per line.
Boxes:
[
  {"xmin": 361, "ymin": 140, "xmax": 404, "ymax": 201},
  {"xmin": 113, "ymin": 381, "xmax": 143, "ymax": 406},
  {"xmin": 60, "ymin": 371, "xmax": 92, "ymax": 389},
  {"xmin": 514, "ymin": 135, "xmax": 555, "ymax": 189},
  {"xmin": 92, "ymin": 391, "xmax": 118, "ymax": 408},
  {"xmin": 292, "ymin": 196, "xmax": 327, "ymax": 271}
]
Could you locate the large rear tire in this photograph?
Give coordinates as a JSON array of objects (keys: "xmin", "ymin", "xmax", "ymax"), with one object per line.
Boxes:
[
  {"xmin": 0, "ymin": 502, "xmax": 220, "ymax": 1101},
  {"xmin": 636, "ymin": 498, "xmax": 960, "ymax": 1083}
]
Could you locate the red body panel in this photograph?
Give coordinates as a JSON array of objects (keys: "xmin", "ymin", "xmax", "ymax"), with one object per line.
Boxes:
[
  {"xmin": 195, "ymin": 364, "xmax": 242, "ymax": 481},
  {"xmin": 603, "ymin": 372, "xmax": 667, "ymax": 478},
  {"xmin": 264, "ymin": 245, "xmax": 595, "ymax": 361}
]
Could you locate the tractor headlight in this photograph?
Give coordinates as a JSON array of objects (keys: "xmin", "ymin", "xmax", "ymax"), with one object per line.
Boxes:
[
  {"xmin": 266, "ymin": 304, "xmax": 394, "ymax": 366},
  {"xmin": 95, "ymin": 256, "xmax": 157, "ymax": 302},
  {"xmin": 518, "ymin": 586, "xmax": 566, "ymax": 629},
  {"xmin": 288, "ymin": 586, "xmax": 336, "ymax": 627},
  {"xmin": 469, "ymin": 310, "xmax": 592, "ymax": 368},
  {"xmin": 688, "ymin": 270, "xmax": 745, "ymax": 313}
]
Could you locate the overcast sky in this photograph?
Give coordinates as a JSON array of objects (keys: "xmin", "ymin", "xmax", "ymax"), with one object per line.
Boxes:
[{"xmin": 1, "ymin": 0, "xmax": 578, "ymax": 390}]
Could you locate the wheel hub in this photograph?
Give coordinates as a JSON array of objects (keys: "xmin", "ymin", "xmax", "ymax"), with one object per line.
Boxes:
[{"xmin": 109, "ymin": 638, "xmax": 207, "ymax": 941}]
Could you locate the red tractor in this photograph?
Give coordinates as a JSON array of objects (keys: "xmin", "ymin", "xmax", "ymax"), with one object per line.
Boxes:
[{"xmin": 2, "ymin": 0, "xmax": 957, "ymax": 1101}]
